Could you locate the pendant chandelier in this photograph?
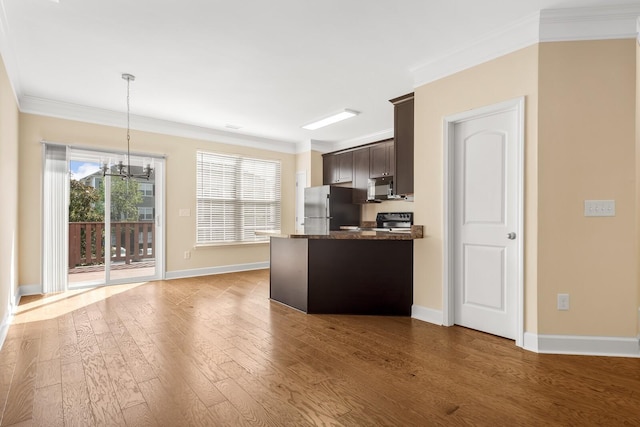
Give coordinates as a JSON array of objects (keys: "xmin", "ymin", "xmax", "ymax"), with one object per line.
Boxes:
[{"xmin": 101, "ymin": 73, "xmax": 153, "ymax": 180}]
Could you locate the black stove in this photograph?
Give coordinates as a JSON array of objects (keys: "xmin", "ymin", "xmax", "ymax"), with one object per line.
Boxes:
[{"xmin": 375, "ymin": 212, "xmax": 413, "ymax": 230}]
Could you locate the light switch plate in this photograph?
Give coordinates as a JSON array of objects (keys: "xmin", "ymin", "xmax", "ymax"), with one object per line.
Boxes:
[
  {"xmin": 584, "ymin": 200, "xmax": 615, "ymax": 217},
  {"xmin": 179, "ymin": 208, "xmax": 191, "ymax": 217}
]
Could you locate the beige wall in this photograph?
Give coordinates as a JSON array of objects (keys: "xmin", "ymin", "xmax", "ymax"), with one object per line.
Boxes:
[
  {"xmin": 361, "ymin": 199, "xmax": 415, "ymax": 223},
  {"xmin": 18, "ymin": 114, "xmax": 296, "ymax": 287},
  {"xmin": 295, "ymin": 151, "xmax": 311, "ymax": 187},
  {"xmin": 0, "ymin": 55, "xmax": 19, "ymax": 330},
  {"xmin": 413, "ymin": 44, "xmax": 540, "ymax": 331},
  {"xmin": 537, "ymin": 39, "xmax": 637, "ymax": 336},
  {"xmin": 414, "ymin": 38, "xmax": 638, "ymax": 339},
  {"xmin": 637, "ymin": 39, "xmax": 640, "ymax": 330},
  {"xmin": 310, "ymin": 151, "xmax": 324, "ymax": 187},
  {"xmin": 8, "ymin": 38, "xmax": 639, "ymax": 341},
  {"xmin": 294, "ymin": 150, "xmax": 324, "ymax": 188}
]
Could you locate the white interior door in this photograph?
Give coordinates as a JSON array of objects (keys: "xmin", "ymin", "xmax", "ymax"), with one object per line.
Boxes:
[{"xmin": 452, "ymin": 106, "xmax": 520, "ymax": 340}]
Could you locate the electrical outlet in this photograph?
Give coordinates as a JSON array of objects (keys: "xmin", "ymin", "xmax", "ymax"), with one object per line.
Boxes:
[
  {"xmin": 557, "ymin": 293, "xmax": 570, "ymax": 311},
  {"xmin": 184, "ymin": 251, "xmax": 191, "ymax": 260}
]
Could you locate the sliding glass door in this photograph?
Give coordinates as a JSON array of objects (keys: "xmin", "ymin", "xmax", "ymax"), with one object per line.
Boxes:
[{"xmin": 67, "ymin": 148, "xmax": 163, "ymax": 288}]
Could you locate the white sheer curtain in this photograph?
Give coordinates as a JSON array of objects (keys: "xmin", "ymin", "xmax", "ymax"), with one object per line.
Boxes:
[{"xmin": 42, "ymin": 143, "xmax": 69, "ymax": 293}]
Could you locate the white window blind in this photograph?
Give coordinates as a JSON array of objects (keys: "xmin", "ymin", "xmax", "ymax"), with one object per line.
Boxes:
[{"xmin": 196, "ymin": 151, "xmax": 281, "ymax": 244}]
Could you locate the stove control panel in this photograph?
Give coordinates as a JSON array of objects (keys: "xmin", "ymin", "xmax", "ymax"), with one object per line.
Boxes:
[{"xmin": 376, "ymin": 212, "xmax": 413, "ymax": 228}]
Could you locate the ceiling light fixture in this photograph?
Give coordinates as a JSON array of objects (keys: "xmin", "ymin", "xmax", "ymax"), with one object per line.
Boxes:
[
  {"xmin": 302, "ymin": 109, "xmax": 360, "ymax": 130},
  {"xmin": 101, "ymin": 73, "xmax": 152, "ymax": 180}
]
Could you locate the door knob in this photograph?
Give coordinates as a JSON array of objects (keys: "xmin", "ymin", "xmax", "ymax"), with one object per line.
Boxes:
[{"xmin": 507, "ymin": 232, "xmax": 516, "ymax": 240}]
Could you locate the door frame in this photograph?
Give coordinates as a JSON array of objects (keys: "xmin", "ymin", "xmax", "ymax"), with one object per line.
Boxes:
[
  {"xmin": 442, "ymin": 97, "xmax": 525, "ymax": 347},
  {"xmin": 66, "ymin": 146, "xmax": 165, "ymax": 289}
]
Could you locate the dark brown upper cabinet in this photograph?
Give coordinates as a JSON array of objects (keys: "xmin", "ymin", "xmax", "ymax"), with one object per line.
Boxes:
[
  {"xmin": 322, "ymin": 150, "xmax": 353, "ymax": 185},
  {"xmin": 352, "ymin": 146, "xmax": 370, "ymax": 203},
  {"xmin": 369, "ymin": 139, "xmax": 394, "ymax": 179},
  {"xmin": 322, "ymin": 153, "xmax": 335, "ymax": 185},
  {"xmin": 390, "ymin": 92, "xmax": 414, "ymax": 195}
]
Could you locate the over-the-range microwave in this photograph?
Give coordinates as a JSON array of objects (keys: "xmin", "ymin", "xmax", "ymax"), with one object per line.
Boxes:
[{"xmin": 367, "ymin": 176, "xmax": 402, "ymax": 202}]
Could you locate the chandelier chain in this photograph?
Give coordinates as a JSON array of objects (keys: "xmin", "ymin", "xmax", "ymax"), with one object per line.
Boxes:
[
  {"xmin": 126, "ymin": 74, "xmax": 131, "ymax": 169},
  {"xmin": 101, "ymin": 73, "xmax": 153, "ymax": 180},
  {"xmin": 127, "ymin": 76, "xmax": 130, "ymax": 149}
]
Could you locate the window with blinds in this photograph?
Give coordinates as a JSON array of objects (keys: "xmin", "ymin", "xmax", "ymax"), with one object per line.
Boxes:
[{"xmin": 196, "ymin": 151, "xmax": 281, "ymax": 244}]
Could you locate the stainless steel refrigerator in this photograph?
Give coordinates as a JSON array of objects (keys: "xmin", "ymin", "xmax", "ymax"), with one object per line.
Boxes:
[{"xmin": 303, "ymin": 185, "xmax": 361, "ymax": 234}]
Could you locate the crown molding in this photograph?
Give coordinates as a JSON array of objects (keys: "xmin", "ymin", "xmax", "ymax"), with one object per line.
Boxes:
[
  {"xmin": 309, "ymin": 141, "xmax": 334, "ymax": 154},
  {"xmin": 7, "ymin": 4, "xmax": 639, "ymax": 153},
  {"xmin": 332, "ymin": 128, "xmax": 394, "ymax": 151},
  {"xmin": 20, "ymin": 93, "xmax": 387, "ymax": 156},
  {"xmin": 19, "ymin": 95, "xmax": 388, "ymax": 157},
  {"xmin": 412, "ymin": 12, "xmax": 540, "ymax": 87},
  {"xmin": 540, "ymin": 4, "xmax": 640, "ymax": 42},
  {"xmin": 412, "ymin": 4, "xmax": 640, "ymax": 87},
  {"xmin": 20, "ymin": 96, "xmax": 298, "ymax": 154},
  {"xmin": 310, "ymin": 128, "xmax": 394, "ymax": 154},
  {"xmin": 294, "ymin": 139, "xmax": 331, "ymax": 154},
  {"xmin": 294, "ymin": 139, "xmax": 312, "ymax": 154}
]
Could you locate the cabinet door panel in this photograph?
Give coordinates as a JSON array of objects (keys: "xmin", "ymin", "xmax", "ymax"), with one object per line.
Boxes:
[
  {"xmin": 352, "ymin": 147, "xmax": 370, "ymax": 203},
  {"xmin": 393, "ymin": 95, "xmax": 414, "ymax": 195},
  {"xmin": 369, "ymin": 141, "xmax": 393, "ymax": 179},
  {"xmin": 387, "ymin": 142, "xmax": 395, "ymax": 178},
  {"xmin": 336, "ymin": 151, "xmax": 353, "ymax": 183},
  {"xmin": 323, "ymin": 154, "xmax": 336, "ymax": 184},
  {"xmin": 369, "ymin": 144, "xmax": 386, "ymax": 178},
  {"xmin": 323, "ymin": 151, "xmax": 353, "ymax": 184}
]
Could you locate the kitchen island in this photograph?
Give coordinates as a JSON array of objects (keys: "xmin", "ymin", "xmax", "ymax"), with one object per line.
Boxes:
[{"xmin": 265, "ymin": 227, "xmax": 423, "ymax": 316}]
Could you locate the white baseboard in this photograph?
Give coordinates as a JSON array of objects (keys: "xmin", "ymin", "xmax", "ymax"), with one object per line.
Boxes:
[
  {"xmin": 523, "ymin": 332, "xmax": 539, "ymax": 352},
  {"xmin": 19, "ymin": 284, "xmax": 42, "ymax": 297},
  {"xmin": 0, "ymin": 308, "xmax": 12, "ymax": 351},
  {"xmin": 165, "ymin": 262, "xmax": 269, "ymax": 280},
  {"xmin": 523, "ymin": 332, "xmax": 640, "ymax": 358},
  {"xmin": 411, "ymin": 305, "xmax": 443, "ymax": 325},
  {"xmin": 0, "ymin": 288, "xmax": 23, "ymax": 351}
]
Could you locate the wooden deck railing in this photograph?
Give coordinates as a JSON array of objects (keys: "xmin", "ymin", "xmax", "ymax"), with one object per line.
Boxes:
[{"xmin": 69, "ymin": 221, "xmax": 155, "ymax": 268}]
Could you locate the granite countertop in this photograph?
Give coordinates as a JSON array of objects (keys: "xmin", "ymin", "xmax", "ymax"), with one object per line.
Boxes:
[{"xmin": 258, "ymin": 225, "xmax": 424, "ymax": 240}]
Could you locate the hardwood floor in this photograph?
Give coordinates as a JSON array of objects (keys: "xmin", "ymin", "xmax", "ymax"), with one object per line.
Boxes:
[{"xmin": 1, "ymin": 269, "xmax": 639, "ymax": 426}]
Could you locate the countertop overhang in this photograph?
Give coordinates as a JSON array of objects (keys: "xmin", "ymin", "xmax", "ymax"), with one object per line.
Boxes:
[{"xmin": 258, "ymin": 225, "xmax": 423, "ymax": 240}]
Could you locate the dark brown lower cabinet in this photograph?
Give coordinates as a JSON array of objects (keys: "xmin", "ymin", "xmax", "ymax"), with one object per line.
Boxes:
[{"xmin": 270, "ymin": 237, "xmax": 413, "ymax": 315}]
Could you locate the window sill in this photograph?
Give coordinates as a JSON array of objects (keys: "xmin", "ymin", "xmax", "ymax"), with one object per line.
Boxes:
[{"xmin": 195, "ymin": 240, "xmax": 270, "ymax": 248}]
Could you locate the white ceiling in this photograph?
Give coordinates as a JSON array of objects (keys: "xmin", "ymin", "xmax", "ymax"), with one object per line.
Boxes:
[{"xmin": 0, "ymin": 0, "xmax": 638, "ymax": 151}]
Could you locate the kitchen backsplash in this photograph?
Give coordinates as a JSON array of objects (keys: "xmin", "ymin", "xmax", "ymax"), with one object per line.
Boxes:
[{"xmin": 361, "ymin": 199, "xmax": 414, "ymax": 223}]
